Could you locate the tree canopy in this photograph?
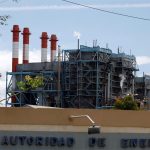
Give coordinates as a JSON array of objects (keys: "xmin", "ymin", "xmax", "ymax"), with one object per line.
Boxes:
[
  {"xmin": 17, "ymin": 75, "xmax": 44, "ymax": 91},
  {"xmin": 114, "ymin": 95, "xmax": 138, "ymax": 110}
]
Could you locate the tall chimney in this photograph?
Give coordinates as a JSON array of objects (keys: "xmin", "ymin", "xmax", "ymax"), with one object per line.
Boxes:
[
  {"xmin": 22, "ymin": 28, "xmax": 30, "ymax": 64},
  {"xmin": 11, "ymin": 25, "xmax": 20, "ymax": 72},
  {"xmin": 40, "ymin": 32, "xmax": 48, "ymax": 62},
  {"xmin": 11, "ymin": 25, "xmax": 20, "ymax": 104},
  {"xmin": 50, "ymin": 34, "xmax": 58, "ymax": 62}
]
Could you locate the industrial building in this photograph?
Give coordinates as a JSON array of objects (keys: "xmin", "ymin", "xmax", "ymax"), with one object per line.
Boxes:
[
  {"xmin": 3, "ymin": 24, "xmax": 150, "ymax": 150},
  {"xmin": 6, "ymin": 25, "xmax": 144, "ymax": 108}
]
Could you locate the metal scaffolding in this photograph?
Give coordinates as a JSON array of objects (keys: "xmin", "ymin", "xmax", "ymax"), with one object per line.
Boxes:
[
  {"xmin": 62, "ymin": 45, "xmax": 138, "ymax": 108},
  {"xmin": 6, "ymin": 70, "xmax": 61, "ymax": 107},
  {"xmin": 6, "ymin": 45, "xmax": 138, "ymax": 109},
  {"xmin": 62, "ymin": 45, "xmax": 112, "ymax": 108},
  {"xmin": 111, "ymin": 53, "xmax": 137, "ymax": 98}
]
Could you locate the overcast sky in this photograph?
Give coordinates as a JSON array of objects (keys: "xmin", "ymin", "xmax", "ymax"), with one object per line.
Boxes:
[{"xmin": 0, "ymin": 0, "xmax": 150, "ymax": 100}]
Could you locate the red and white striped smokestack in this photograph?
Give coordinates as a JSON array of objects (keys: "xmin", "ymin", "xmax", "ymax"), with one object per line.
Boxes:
[
  {"xmin": 50, "ymin": 34, "xmax": 58, "ymax": 62},
  {"xmin": 11, "ymin": 25, "xmax": 20, "ymax": 72},
  {"xmin": 11, "ymin": 25, "xmax": 20, "ymax": 104},
  {"xmin": 22, "ymin": 28, "xmax": 30, "ymax": 64},
  {"xmin": 40, "ymin": 32, "xmax": 49, "ymax": 62}
]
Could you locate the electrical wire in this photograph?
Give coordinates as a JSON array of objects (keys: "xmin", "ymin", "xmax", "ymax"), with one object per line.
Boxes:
[
  {"xmin": 0, "ymin": 0, "xmax": 18, "ymax": 5},
  {"xmin": 61, "ymin": 0, "xmax": 150, "ymax": 21}
]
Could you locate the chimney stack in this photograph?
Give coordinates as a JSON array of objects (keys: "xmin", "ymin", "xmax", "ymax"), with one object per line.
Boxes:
[
  {"xmin": 11, "ymin": 25, "xmax": 20, "ymax": 104},
  {"xmin": 40, "ymin": 32, "xmax": 48, "ymax": 62},
  {"xmin": 50, "ymin": 34, "xmax": 58, "ymax": 62},
  {"xmin": 11, "ymin": 25, "xmax": 20, "ymax": 72},
  {"xmin": 22, "ymin": 28, "xmax": 30, "ymax": 64}
]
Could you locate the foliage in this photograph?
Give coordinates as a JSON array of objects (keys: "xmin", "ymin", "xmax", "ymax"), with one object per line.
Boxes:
[
  {"xmin": 0, "ymin": 0, "xmax": 18, "ymax": 26},
  {"xmin": 17, "ymin": 75, "xmax": 44, "ymax": 91},
  {"xmin": 114, "ymin": 95, "xmax": 138, "ymax": 110},
  {"xmin": 114, "ymin": 98, "xmax": 124, "ymax": 110},
  {"xmin": 0, "ymin": 15, "xmax": 10, "ymax": 25}
]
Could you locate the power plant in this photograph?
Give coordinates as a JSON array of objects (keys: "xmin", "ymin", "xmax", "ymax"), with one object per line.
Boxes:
[{"xmin": 5, "ymin": 25, "xmax": 150, "ymax": 108}]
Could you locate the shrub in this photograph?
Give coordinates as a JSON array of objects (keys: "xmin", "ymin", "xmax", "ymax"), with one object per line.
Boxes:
[
  {"xmin": 114, "ymin": 98, "xmax": 124, "ymax": 109},
  {"xmin": 17, "ymin": 75, "xmax": 44, "ymax": 91},
  {"xmin": 114, "ymin": 95, "xmax": 138, "ymax": 110}
]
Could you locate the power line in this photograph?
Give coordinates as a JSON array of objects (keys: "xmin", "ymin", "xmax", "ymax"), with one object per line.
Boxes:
[
  {"xmin": 61, "ymin": 0, "xmax": 150, "ymax": 21},
  {"xmin": 0, "ymin": 0, "xmax": 8, "ymax": 5},
  {"xmin": 0, "ymin": 0, "xmax": 18, "ymax": 5}
]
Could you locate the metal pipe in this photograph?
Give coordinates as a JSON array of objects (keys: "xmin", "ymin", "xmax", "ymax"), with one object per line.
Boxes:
[
  {"xmin": 69, "ymin": 115, "xmax": 95, "ymax": 125},
  {"xmin": 57, "ymin": 45, "xmax": 61, "ymax": 107},
  {"xmin": 107, "ymin": 73, "xmax": 110, "ymax": 100}
]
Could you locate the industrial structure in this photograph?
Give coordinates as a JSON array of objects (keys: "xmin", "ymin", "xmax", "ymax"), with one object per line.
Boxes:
[
  {"xmin": 62, "ymin": 46, "xmax": 137, "ymax": 108},
  {"xmin": 1, "ymin": 107, "xmax": 150, "ymax": 150},
  {"xmin": 6, "ymin": 25, "xmax": 142, "ymax": 108},
  {"xmin": 135, "ymin": 75, "xmax": 150, "ymax": 108}
]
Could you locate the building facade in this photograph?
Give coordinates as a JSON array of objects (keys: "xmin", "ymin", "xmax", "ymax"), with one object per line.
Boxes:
[{"xmin": 0, "ymin": 107, "xmax": 150, "ymax": 150}]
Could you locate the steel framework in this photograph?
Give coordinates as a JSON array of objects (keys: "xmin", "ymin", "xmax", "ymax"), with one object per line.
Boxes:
[
  {"xmin": 62, "ymin": 45, "xmax": 112, "ymax": 108},
  {"xmin": 6, "ymin": 45, "xmax": 138, "ymax": 109},
  {"xmin": 6, "ymin": 71, "xmax": 61, "ymax": 107},
  {"xmin": 111, "ymin": 53, "xmax": 137, "ymax": 98}
]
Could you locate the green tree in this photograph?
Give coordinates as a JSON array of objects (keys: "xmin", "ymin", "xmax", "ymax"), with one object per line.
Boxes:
[
  {"xmin": 17, "ymin": 75, "xmax": 44, "ymax": 91},
  {"xmin": 114, "ymin": 95, "xmax": 138, "ymax": 110}
]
